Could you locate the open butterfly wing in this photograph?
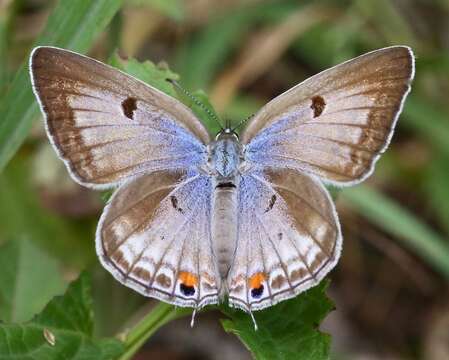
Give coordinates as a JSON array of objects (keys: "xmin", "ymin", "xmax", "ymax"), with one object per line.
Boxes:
[
  {"xmin": 30, "ymin": 47, "xmax": 210, "ymax": 189},
  {"xmin": 97, "ymin": 170, "xmax": 220, "ymax": 308},
  {"xmin": 241, "ymin": 46, "xmax": 414, "ymax": 186},
  {"xmin": 228, "ymin": 168, "xmax": 341, "ymax": 311}
]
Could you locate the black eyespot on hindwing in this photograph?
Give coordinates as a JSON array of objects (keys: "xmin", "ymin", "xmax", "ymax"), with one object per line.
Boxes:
[
  {"xmin": 180, "ymin": 283, "xmax": 195, "ymax": 296},
  {"xmin": 251, "ymin": 285, "xmax": 264, "ymax": 298}
]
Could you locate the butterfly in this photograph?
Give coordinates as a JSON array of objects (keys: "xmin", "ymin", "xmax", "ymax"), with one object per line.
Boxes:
[{"xmin": 30, "ymin": 46, "xmax": 414, "ymax": 327}]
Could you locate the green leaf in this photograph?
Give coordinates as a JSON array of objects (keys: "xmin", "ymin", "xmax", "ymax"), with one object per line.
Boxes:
[
  {"xmin": 109, "ymin": 52, "xmax": 179, "ymax": 97},
  {"xmin": 0, "ymin": 0, "xmax": 123, "ymax": 173},
  {"xmin": 221, "ymin": 282, "xmax": 333, "ymax": 360},
  {"xmin": 0, "ymin": 238, "xmax": 65, "ymax": 323},
  {"xmin": 91, "ymin": 265, "xmax": 145, "ymax": 337},
  {"xmin": 0, "ymin": 272, "xmax": 124, "ymax": 360},
  {"xmin": 341, "ymin": 185, "xmax": 449, "ymax": 278}
]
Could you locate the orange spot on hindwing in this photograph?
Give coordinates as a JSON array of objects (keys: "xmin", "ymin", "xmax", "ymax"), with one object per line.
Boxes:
[
  {"xmin": 248, "ymin": 272, "xmax": 266, "ymax": 289},
  {"xmin": 249, "ymin": 272, "xmax": 266, "ymax": 298},
  {"xmin": 179, "ymin": 271, "xmax": 198, "ymax": 287},
  {"xmin": 178, "ymin": 271, "xmax": 198, "ymax": 297}
]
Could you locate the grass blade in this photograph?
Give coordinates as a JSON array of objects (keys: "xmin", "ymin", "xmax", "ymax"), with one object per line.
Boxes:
[
  {"xmin": 0, "ymin": 0, "xmax": 13, "ymax": 95},
  {"xmin": 0, "ymin": 0, "xmax": 123, "ymax": 173},
  {"xmin": 403, "ymin": 96, "xmax": 449, "ymax": 158},
  {"xmin": 175, "ymin": 0, "xmax": 300, "ymax": 89},
  {"xmin": 341, "ymin": 185, "xmax": 449, "ymax": 278},
  {"xmin": 425, "ymin": 154, "xmax": 449, "ymax": 236}
]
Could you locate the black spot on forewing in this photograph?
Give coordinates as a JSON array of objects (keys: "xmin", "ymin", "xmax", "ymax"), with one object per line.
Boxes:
[
  {"xmin": 264, "ymin": 195, "xmax": 277, "ymax": 213},
  {"xmin": 311, "ymin": 95, "xmax": 326, "ymax": 117},
  {"xmin": 170, "ymin": 195, "xmax": 184, "ymax": 214},
  {"xmin": 122, "ymin": 97, "xmax": 137, "ymax": 119}
]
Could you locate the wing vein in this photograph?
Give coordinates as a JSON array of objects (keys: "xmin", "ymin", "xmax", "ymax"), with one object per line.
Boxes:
[
  {"xmin": 105, "ymin": 175, "xmax": 198, "ymax": 228},
  {"xmin": 249, "ymin": 174, "xmax": 336, "ymax": 260},
  {"xmin": 272, "ymin": 214, "xmax": 318, "ymax": 282},
  {"xmin": 260, "ymin": 154, "xmax": 355, "ymax": 180},
  {"xmin": 85, "ymin": 154, "xmax": 200, "ymax": 183},
  {"xmin": 147, "ymin": 192, "xmax": 203, "ymax": 289},
  {"xmin": 256, "ymin": 220, "xmax": 274, "ymax": 304},
  {"xmin": 254, "ymin": 210, "xmax": 294, "ymax": 294}
]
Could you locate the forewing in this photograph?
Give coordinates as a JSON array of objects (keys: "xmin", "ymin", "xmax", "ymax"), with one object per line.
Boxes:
[
  {"xmin": 97, "ymin": 170, "xmax": 220, "ymax": 308},
  {"xmin": 242, "ymin": 46, "xmax": 414, "ymax": 186},
  {"xmin": 30, "ymin": 46, "xmax": 210, "ymax": 189},
  {"xmin": 228, "ymin": 169, "xmax": 341, "ymax": 311}
]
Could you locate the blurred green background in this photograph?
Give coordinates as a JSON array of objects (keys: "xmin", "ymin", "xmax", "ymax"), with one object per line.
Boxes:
[{"xmin": 0, "ymin": 0, "xmax": 449, "ymax": 359}]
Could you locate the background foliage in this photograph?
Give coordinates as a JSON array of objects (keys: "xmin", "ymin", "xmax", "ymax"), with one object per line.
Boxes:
[{"xmin": 0, "ymin": 0, "xmax": 448, "ymax": 359}]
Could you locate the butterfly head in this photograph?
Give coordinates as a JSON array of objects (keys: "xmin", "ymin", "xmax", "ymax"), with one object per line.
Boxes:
[{"xmin": 215, "ymin": 127, "xmax": 239, "ymax": 141}]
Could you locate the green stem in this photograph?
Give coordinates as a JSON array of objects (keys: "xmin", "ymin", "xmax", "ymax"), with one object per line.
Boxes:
[{"xmin": 118, "ymin": 302, "xmax": 190, "ymax": 360}]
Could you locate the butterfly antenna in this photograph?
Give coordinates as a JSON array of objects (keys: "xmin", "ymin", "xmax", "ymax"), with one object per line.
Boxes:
[
  {"xmin": 190, "ymin": 308, "xmax": 197, "ymax": 328},
  {"xmin": 231, "ymin": 113, "xmax": 255, "ymax": 132},
  {"xmin": 167, "ymin": 79, "xmax": 224, "ymax": 131}
]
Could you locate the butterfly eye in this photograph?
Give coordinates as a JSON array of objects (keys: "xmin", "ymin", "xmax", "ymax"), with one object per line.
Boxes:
[
  {"xmin": 249, "ymin": 272, "xmax": 266, "ymax": 298},
  {"xmin": 178, "ymin": 271, "xmax": 198, "ymax": 297}
]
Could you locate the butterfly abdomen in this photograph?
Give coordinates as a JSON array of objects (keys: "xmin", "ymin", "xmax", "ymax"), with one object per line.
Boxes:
[{"xmin": 211, "ymin": 177, "xmax": 240, "ymax": 280}]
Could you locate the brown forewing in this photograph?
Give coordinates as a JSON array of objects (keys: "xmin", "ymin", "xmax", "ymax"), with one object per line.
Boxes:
[
  {"xmin": 30, "ymin": 47, "xmax": 210, "ymax": 187},
  {"xmin": 241, "ymin": 46, "xmax": 414, "ymax": 185}
]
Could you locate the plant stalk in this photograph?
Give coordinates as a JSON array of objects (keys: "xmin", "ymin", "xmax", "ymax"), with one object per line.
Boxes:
[{"xmin": 118, "ymin": 302, "xmax": 189, "ymax": 360}]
